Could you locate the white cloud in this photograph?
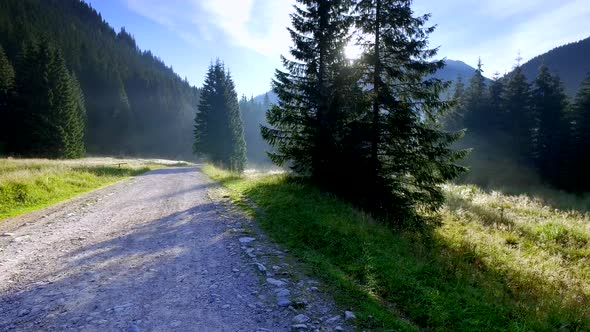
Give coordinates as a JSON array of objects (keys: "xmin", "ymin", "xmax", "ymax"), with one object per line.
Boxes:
[
  {"xmin": 199, "ymin": 0, "xmax": 294, "ymax": 56},
  {"xmin": 125, "ymin": 0, "xmax": 589, "ymax": 75},
  {"xmin": 124, "ymin": 0, "xmax": 294, "ymax": 57}
]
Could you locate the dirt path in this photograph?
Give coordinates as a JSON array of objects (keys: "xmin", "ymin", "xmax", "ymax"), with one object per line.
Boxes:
[{"xmin": 0, "ymin": 167, "xmax": 350, "ymax": 331}]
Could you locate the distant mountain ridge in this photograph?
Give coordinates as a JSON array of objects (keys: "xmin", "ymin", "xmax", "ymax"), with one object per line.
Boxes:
[{"xmin": 520, "ymin": 36, "xmax": 590, "ymax": 95}]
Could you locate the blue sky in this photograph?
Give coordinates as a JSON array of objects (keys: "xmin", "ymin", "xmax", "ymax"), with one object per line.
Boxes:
[{"xmin": 87, "ymin": 0, "xmax": 590, "ymax": 97}]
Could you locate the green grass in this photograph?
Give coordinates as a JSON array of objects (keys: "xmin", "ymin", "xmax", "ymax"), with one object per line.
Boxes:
[
  {"xmin": 0, "ymin": 157, "xmax": 172, "ymax": 220},
  {"xmin": 204, "ymin": 164, "xmax": 590, "ymax": 331}
]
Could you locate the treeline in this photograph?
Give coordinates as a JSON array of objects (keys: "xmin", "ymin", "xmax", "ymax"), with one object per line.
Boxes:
[
  {"xmin": 0, "ymin": 42, "xmax": 85, "ymax": 158},
  {"xmin": 446, "ymin": 60, "xmax": 590, "ymax": 192},
  {"xmin": 0, "ymin": 0, "xmax": 199, "ymax": 158},
  {"xmin": 261, "ymin": 0, "xmax": 467, "ymax": 225}
]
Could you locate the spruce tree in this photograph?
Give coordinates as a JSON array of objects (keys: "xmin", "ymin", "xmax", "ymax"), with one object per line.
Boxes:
[
  {"xmin": 13, "ymin": 40, "xmax": 85, "ymax": 158},
  {"xmin": 224, "ymin": 71, "xmax": 247, "ymax": 171},
  {"xmin": 69, "ymin": 73, "xmax": 86, "ymax": 158},
  {"xmin": 353, "ymin": 0, "xmax": 467, "ymax": 221},
  {"xmin": 463, "ymin": 58, "xmax": 490, "ymax": 135},
  {"xmin": 441, "ymin": 76, "xmax": 465, "ymax": 131},
  {"xmin": 194, "ymin": 60, "xmax": 246, "ymax": 172},
  {"xmin": 501, "ymin": 63, "xmax": 533, "ymax": 164},
  {"xmin": 0, "ymin": 44, "xmax": 15, "ymax": 154},
  {"xmin": 487, "ymin": 72, "xmax": 504, "ymax": 135},
  {"xmin": 569, "ymin": 73, "xmax": 590, "ymax": 191},
  {"xmin": 531, "ymin": 65, "xmax": 568, "ymax": 184},
  {"xmin": 261, "ymin": 0, "xmax": 352, "ymax": 183}
]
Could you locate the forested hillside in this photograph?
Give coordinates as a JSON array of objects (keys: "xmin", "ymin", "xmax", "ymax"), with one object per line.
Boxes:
[
  {"xmin": 447, "ymin": 58, "xmax": 590, "ymax": 193},
  {"xmin": 521, "ymin": 36, "xmax": 590, "ymax": 95},
  {"xmin": 0, "ymin": 0, "xmax": 199, "ymax": 158}
]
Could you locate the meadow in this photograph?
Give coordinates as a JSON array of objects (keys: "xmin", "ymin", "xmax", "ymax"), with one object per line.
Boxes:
[
  {"xmin": 0, "ymin": 158, "xmax": 177, "ymax": 220},
  {"xmin": 204, "ymin": 164, "xmax": 590, "ymax": 331}
]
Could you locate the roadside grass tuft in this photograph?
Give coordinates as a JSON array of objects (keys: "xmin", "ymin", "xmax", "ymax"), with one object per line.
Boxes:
[
  {"xmin": 0, "ymin": 158, "xmax": 167, "ymax": 220},
  {"xmin": 204, "ymin": 164, "xmax": 590, "ymax": 331}
]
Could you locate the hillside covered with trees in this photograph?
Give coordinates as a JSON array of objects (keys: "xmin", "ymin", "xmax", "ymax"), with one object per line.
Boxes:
[
  {"xmin": 447, "ymin": 57, "xmax": 590, "ymax": 193},
  {"xmin": 521, "ymin": 36, "xmax": 590, "ymax": 96},
  {"xmin": 0, "ymin": 0, "xmax": 199, "ymax": 158}
]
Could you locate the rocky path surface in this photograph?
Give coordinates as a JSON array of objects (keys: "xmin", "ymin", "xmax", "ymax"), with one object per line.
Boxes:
[{"xmin": 0, "ymin": 167, "xmax": 351, "ymax": 331}]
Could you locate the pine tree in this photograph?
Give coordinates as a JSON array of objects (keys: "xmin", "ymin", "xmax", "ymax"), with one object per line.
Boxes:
[
  {"xmin": 224, "ymin": 71, "xmax": 247, "ymax": 171},
  {"xmin": 354, "ymin": 0, "xmax": 467, "ymax": 222},
  {"xmin": 69, "ymin": 73, "xmax": 86, "ymax": 157},
  {"xmin": 442, "ymin": 76, "xmax": 465, "ymax": 131},
  {"xmin": 487, "ymin": 72, "xmax": 504, "ymax": 135},
  {"xmin": 463, "ymin": 58, "xmax": 490, "ymax": 135},
  {"xmin": 13, "ymin": 40, "xmax": 85, "ymax": 158},
  {"xmin": 531, "ymin": 65, "xmax": 568, "ymax": 184},
  {"xmin": 569, "ymin": 72, "xmax": 590, "ymax": 191},
  {"xmin": 261, "ymin": 0, "xmax": 352, "ymax": 183},
  {"xmin": 0, "ymin": 44, "xmax": 15, "ymax": 153},
  {"xmin": 501, "ymin": 63, "xmax": 533, "ymax": 164},
  {"xmin": 194, "ymin": 60, "xmax": 246, "ymax": 172}
]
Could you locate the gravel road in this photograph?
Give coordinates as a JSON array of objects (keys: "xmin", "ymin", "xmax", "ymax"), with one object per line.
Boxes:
[{"xmin": 0, "ymin": 167, "xmax": 350, "ymax": 332}]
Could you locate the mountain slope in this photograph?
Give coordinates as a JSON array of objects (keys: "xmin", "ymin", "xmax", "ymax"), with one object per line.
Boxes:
[
  {"xmin": 436, "ymin": 59, "xmax": 482, "ymax": 82},
  {"xmin": 0, "ymin": 0, "xmax": 199, "ymax": 158},
  {"xmin": 521, "ymin": 36, "xmax": 590, "ymax": 95}
]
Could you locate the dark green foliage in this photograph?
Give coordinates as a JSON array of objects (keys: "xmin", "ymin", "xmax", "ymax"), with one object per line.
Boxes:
[
  {"xmin": 568, "ymin": 73, "xmax": 590, "ymax": 191},
  {"xmin": 194, "ymin": 61, "xmax": 246, "ymax": 172},
  {"xmin": 463, "ymin": 59, "xmax": 491, "ymax": 135},
  {"xmin": 500, "ymin": 65, "xmax": 533, "ymax": 164},
  {"xmin": 0, "ymin": 44, "xmax": 15, "ymax": 153},
  {"xmin": 354, "ymin": 0, "xmax": 467, "ymax": 221},
  {"xmin": 449, "ymin": 56, "xmax": 590, "ymax": 193},
  {"xmin": 10, "ymin": 40, "xmax": 85, "ymax": 158},
  {"xmin": 262, "ymin": 0, "xmax": 466, "ymax": 225},
  {"xmin": 441, "ymin": 76, "xmax": 465, "ymax": 131},
  {"xmin": 531, "ymin": 65, "xmax": 568, "ymax": 185},
  {"xmin": 0, "ymin": 0, "xmax": 199, "ymax": 158},
  {"xmin": 261, "ymin": 0, "xmax": 353, "ymax": 184},
  {"xmin": 486, "ymin": 72, "xmax": 504, "ymax": 133}
]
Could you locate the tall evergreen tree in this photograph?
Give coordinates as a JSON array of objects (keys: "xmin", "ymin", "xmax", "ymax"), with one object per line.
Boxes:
[
  {"xmin": 354, "ymin": 0, "xmax": 467, "ymax": 221},
  {"xmin": 501, "ymin": 63, "xmax": 533, "ymax": 164},
  {"xmin": 261, "ymin": 0, "xmax": 352, "ymax": 183},
  {"xmin": 569, "ymin": 72, "xmax": 590, "ymax": 191},
  {"xmin": 0, "ymin": 44, "xmax": 15, "ymax": 153},
  {"xmin": 69, "ymin": 73, "xmax": 87, "ymax": 157},
  {"xmin": 487, "ymin": 72, "xmax": 504, "ymax": 135},
  {"xmin": 531, "ymin": 65, "xmax": 568, "ymax": 184},
  {"xmin": 12, "ymin": 40, "xmax": 85, "ymax": 158},
  {"xmin": 441, "ymin": 76, "xmax": 465, "ymax": 131},
  {"xmin": 463, "ymin": 58, "xmax": 490, "ymax": 135},
  {"xmin": 194, "ymin": 60, "xmax": 246, "ymax": 172},
  {"xmin": 224, "ymin": 71, "xmax": 247, "ymax": 171}
]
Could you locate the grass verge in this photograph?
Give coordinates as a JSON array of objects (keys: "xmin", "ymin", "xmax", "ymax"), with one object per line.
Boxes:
[
  {"xmin": 204, "ymin": 164, "xmax": 590, "ymax": 331},
  {"xmin": 0, "ymin": 157, "xmax": 171, "ymax": 220}
]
